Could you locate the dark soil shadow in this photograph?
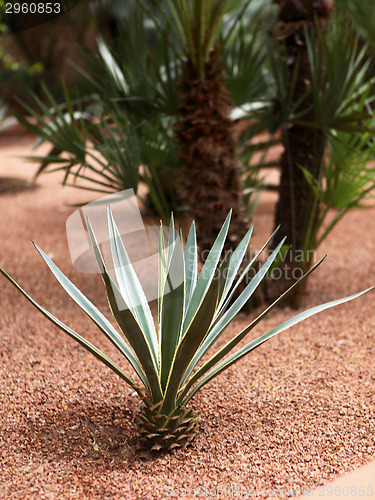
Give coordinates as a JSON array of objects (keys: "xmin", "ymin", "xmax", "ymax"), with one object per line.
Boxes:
[
  {"xmin": 11, "ymin": 397, "xmax": 142, "ymax": 468},
  {"xmin": 10, "ymin": 390, "xmax": 235, "ymax": 467}
]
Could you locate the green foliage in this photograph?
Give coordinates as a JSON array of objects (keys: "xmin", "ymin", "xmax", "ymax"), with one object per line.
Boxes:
[
  {"xmin": 0, "ymin": 24, "xmax": 44, "ymax": 104},
  {"xmin": 17, "ymin": 81, "xmax": 178, "ymax": 220},
  {"xmin": 17, "ymin": 0, "xmax": 274, "ymax": 222},
  {"xmin": 12, "ymin": 2, "xmax": 375, "ymax": 272},
  {"xmin": 0, "ymin": 0, "xmax": 101, "ymax": 107},
  {"xmin": 1, "ymin": 211, "xmax": 373, "ymax": 451},
  {"xmin": 267, "ymin": 15, "xmax": 374, "ymax": 132},
  {"xmin": 304, "ymin": 17, "xmax": 374, "ymax": 134},
  {"xmin": 301, "ymin": 125, "xmax": 375, "ymax": 250},
  {"xmin": 267, "ymin": 13, "xmax": 375, "ymax": 261},
  {"xmin": 335, "ymin": 0, "xmax": 375, "ymax": 47},
  {"xmin": 151, "ymin": 0, "xmax": 255, "ymax": 78}
]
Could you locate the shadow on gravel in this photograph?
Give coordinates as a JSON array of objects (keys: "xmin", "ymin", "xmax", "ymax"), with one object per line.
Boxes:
[{"xmin": 10, "ymin": 398, "xmax": 142, "ymax": 467}]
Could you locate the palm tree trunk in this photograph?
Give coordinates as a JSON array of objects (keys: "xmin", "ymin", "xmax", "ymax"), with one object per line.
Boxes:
[
  {"xmin": 266, "ymin": 0, "xmax": 332, "ymax": 304},
  {"xmin": 175, "ymin": 49, "xmax": 246, "ymax": 257}
]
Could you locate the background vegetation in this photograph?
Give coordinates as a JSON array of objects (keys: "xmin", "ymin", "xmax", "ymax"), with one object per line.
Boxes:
[{"xmin": 1, "ymin": 0, "xmax": 375, "ymax": 305}]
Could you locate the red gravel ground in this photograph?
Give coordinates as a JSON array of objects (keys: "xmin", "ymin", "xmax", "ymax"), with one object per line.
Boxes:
[{"xmin": 0, "ymin": 131, "xmax": 374, "ymax": 499}]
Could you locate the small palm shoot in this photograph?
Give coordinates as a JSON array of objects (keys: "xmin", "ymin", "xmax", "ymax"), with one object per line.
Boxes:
[{"xmin": 1, "ymin": 210, "xmax": 373, "ymax": 453}]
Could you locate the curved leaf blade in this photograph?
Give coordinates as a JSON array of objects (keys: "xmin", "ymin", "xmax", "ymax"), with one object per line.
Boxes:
[
  {"xmin": 160, "ymin": 234, "xmax": 185, "ymax": 389},
  {"xmin": 181, "ymin": 237, "xmax": 286, "ymax": 386},
  {"xmin": 33, "ymin": 243, "xmax": 147, "ymax": 385},
  {"xmin": 87, "ymin": 219, "xmax": 162, "ymax": 400},
  {"xmin": 184, "ymin": 220, "xmax": 198, "ymax": 312},
  {"xmin": 107, "ymin": 208, "xmax": 159, "ymax": 366},
  {"xmin": 182, "ymin": 210, "xmax": 232, "ymax": 332},
  {"xmin": 161, "ymin": 270, "xmax": 221, "ymax": 413}
]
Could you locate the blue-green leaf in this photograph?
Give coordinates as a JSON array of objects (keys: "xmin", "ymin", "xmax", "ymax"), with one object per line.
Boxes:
[
  {"xmin": 182, "ymin": 210, "xmax": 232, "ymax": 332},
  {"xmin": 161, "ymin": 272, "xmax": 220, "ymax": 414},
  {"xmin": 32, "ymin": 243, "xmax": 147, "ymax": 385},
  {"xmin": 107, "ymin": 208, "xmax": 159, "ymax": 366},
  {"xmin": 181, "ymin": 237, "xmax": 286, "ymax": 386},
  {"xmin": 218, "ymin": 226, "xmax": 253, "ymax": 308},
  {"xmin": 159, "ymin": 234, "xmax": 185, "ymax": 389},
  {"xmin": 184, "ymin": 220, "xmax": 198, "ymax": 312},
  {"xmin": 87, "ymin": 219, "xmax": 162, "ymax": 401}
]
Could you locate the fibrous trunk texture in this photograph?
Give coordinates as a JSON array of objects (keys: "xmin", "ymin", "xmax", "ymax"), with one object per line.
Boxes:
[
  {"xmin": 175, "ymin": 48, "xmax": 246, "ymax": 257},
  {"xmin": 135, "ymin": 400, "xmax": 199, "ymax": 456},
  {"xmin": 267, "ymin": 0, "xmax": 331, "ymax": 304}
]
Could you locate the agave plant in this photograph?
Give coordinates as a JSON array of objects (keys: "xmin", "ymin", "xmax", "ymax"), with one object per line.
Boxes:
[{"xmin": 0, "ymin": 210, "xmax": 372, "ymax": 454}]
